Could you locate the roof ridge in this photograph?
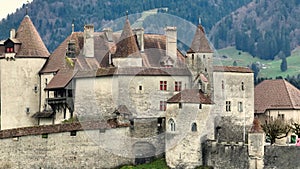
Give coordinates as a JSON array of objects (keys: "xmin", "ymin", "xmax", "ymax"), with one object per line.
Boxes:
[{"xmin": 283, "ymin": 79, "xmax": 300, "ymax": 109}]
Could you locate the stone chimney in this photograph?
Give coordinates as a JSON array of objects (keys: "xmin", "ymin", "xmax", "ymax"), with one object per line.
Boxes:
[
  {"xmin": 83, "ymin": 24, "xmax": 94, "ymax": 57},
  {"xmin": 133, "ymin": 28, "xmax": 144, "ymax": 52},
  {"xmin": 10, "ymin": 29, "xmax": 16, "ymax": 39},
  {"xmin": 165, "ymin": 26, "xmax": 177, "ymax": 63},
  {"xmin": 103, "ymin": 27, "xmax": 113, "ymax": 42}
]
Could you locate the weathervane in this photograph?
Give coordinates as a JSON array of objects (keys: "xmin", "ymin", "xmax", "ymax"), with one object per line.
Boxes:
[
  {"xmin": 126, "ymin": 10, "xmax": 128, "ymax": 19},
  {"xmin": 198, "ymin": 16, "xmax": 202, "ymax": 25},
  {"xmin": 72, "ymin": 19, "xmax": 75, "ymax": 33}
]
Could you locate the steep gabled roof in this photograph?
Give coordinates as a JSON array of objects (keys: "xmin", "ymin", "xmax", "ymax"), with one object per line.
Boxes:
[
  {"xmin": 113, "ymin": 19, "xmax": 141, "ymax": 58},
  {"xmin": 255, "ymin": 79, "xmax": 300, "ymax": 113},
  {"xmin": 213, "ymin": 66, "xmax": 253, "ymax": 73},
  {"xmin": 40, "ymin": 32, "xmax": 83, "ymax": 73},
  {"xmin": 187, "ymin": 24, "xmax": 213, "ymax": 53},
  {"xmin": 15, "ymin": 15, "xmax": 49, "ymax": 58},
  {"xmin": 167, "ymin": 89, "xmax": 213, "ymax": 104}
]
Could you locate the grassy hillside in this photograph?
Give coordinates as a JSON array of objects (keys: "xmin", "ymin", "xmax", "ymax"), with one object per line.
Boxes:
[{"xmin": 215, "ymin": 47, "xmax": 300, "ymax": 78}]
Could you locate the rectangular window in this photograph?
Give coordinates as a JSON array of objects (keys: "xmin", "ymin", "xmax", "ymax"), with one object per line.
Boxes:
[
  {"xmin": 226, "ymin": 101, "xmax": 231, "ymax": 112},
  {"xmin": 6, "ymin": 47, "xmax": 14, "ymax": 53},
  {"xmin": 175, "ymin": 81, "xmax": 182, "ymax": 91},
  {"xmin": 199, "ymin": 104, "xmax": 202, "ymax": 109},
  {"xmin": 179, "ymin": 103, "xmax": 182, "ymax": 109},
  {"xmin": 160, "ymin": 81, "xmax": 167, "ymax": 91},
  {"xmin": 238, "ymin": 102, "xmax": 243, "ymax": 112},
  {"xmin": 160, "ymin": 101, "xmax": 166, "ymax": 111},
  {"xmin": 42, "ymin": 133, "xmax": 48, "ymax": 139},
  {"xmin": 278, "ymin": 114, "xmax": 284, "ymax": 120},
  {"xmin": 70, "ymin": 131, "xmax": 77, "ymax": 136}
]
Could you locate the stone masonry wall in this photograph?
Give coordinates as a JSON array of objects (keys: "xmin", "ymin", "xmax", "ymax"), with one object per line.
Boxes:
[
  {"xmin": 264, "ymin": 146, "xmax": 300, "ymax": 169},
  {"xmin": 0, "ymin": 121, "xmax": 133, "ymax": 169},
  {"xmin": 203, "ymin": 140, "xmax": 249, "ymax": 169}
]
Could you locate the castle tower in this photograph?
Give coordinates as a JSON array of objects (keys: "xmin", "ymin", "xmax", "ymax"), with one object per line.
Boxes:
[
  {"xmin": 112, "ymin": 18, "xmax": 142, "ymax": 67},
  {"xmin": 165, "ymin": 89, "xmax": 214, "ymax": 168},
  {"xmin": 186, "ymin": 24, "xmax": 213, "ymax": 96},
  {"xmin": 0, "ymin": 15, "xmax": 49, "ymax": 129}
]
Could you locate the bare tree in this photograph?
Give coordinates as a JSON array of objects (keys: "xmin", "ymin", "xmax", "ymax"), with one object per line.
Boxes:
[
  {"xmin": 291, "ymin": 121, "xmax": 300, "ymax": 137},
  {"xmin": 261, "ymin": 118, "xmax": 291, "ymax": 145}
]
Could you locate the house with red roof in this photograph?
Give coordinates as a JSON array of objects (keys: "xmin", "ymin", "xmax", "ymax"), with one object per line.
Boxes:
[{"xmin": 255, "ymin": 79, "xmax": 300, "ymax": 122}]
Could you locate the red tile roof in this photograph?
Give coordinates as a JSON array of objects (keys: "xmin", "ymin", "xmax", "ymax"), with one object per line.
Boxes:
[
  {"xmin": 167, "ymin": 89, "xmax": 213, "ymax": 104},
  {"xmin": 40, "ymin": 32, "xmax": 83, "ymax": 73},
  {"xmin": 45, "ymin": 69, "xmax": 76, "ymax": 90},
  {"xmin": 213, "ymin": 66, "xmax": 253, "ymax": 73},
  {"xmin": 113, "ymin": 19, "xmax": 141, "ymax": 58},
  {"xmin": 249, "ymin": 117, "xmax": 263, "ymax": 133},
  {"xmin": 15, "ymin": 15, "xmax": 49, "ymax": 58},
  {"xmin": 255, "ymin": 79, "xmax": 300, "ymax": 113},
  {"xmin": 187, "ymin": 24, "xmax": 213, "ymax": 53}
]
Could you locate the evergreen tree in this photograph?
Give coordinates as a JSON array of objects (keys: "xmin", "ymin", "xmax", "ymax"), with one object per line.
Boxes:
[
  {"xmin": 251, "ymin": 63, "xmax": 260, "ymax": 81},
  {"xmin": 233, "ymin": 60, "xmax": 237, "ymax": 66},
  {"xmin": 280, "ymin": 57, "xmax": 288, "ymax": 72}
]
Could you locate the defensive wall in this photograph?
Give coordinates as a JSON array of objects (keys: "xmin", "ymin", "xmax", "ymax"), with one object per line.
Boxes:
[
  {"xmin": 0, "ymin": 121, "xmax": 133, "ymax": 169},
  {"xmin": 0, "ymin": 121, "xmax": 298, "ymax": 169}
]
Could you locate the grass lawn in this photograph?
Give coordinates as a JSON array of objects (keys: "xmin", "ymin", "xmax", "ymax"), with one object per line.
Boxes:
[
  {"xmin": 120, "ymin": 158, "xmax": 169, "ymax": 169},
  {"xmin": 215, "ymin": 46, "xmax": 300, "ymax": 78},
  {"xmin": 119, "ymin": 158, "xmax": 213, "ymax": 169}
]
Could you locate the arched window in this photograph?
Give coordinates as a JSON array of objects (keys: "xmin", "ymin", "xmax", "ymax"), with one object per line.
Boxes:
[
  {"xmin": 191, "ymin": 122, "xmax": 197, "ymax": 132},
  {"xmin": 192, "ymin": 54, "xmax": 194, "ymax": 60},
  {"xmin": 169, "ymin": 118, "xmax": 175, "ymax": 131}
]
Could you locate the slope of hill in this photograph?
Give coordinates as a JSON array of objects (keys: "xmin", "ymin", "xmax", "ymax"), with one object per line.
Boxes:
[
  {"xmin": 0, "ymin": 0, "xmax": 251, "ymax": 52},
  {"xmin": 215, "ymin": 47, "xmax": 300, "ymax": 79},
  {"xmin": 210, "ymin": 0, "xmax": 300, "ymax": 60}
]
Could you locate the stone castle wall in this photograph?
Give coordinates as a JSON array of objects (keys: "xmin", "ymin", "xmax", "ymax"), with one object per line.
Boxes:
[
  {"xmin": 264, "ymin": 146, "xmax": 300, "ymax": 169},
  {"xmin": 0, "ymin": 121, "xmax": 133, "ymax": 169},
  {"xmin": 0, "ymin": 58, "xmax": 47, "ymax": 130},
  {"xmin": 203, "ymin": 141, "xmax": 250, "ymax": 169},
  {"xmin": 203, "ymin": 140, "xmax": 300, "ymax": 169}
]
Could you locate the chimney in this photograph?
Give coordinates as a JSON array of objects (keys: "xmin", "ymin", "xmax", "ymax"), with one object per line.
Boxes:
[
  {"xmin": 165, "ymin": 27, "xmax": 177, "ymax": 63},
  {"xmin": 10, "ymin": 29, "xmax": 16, "ymax": 39},
  {"xmin": 103, "ymin": 28, "xmax": 113, "ymax": 42},
  {"xmin": 83, "ymin": 24, "xmax": 94, "ymax": 57},
  {"xmin": 133, "ymin": 28, "xmax": 144, "ymax": 52}
]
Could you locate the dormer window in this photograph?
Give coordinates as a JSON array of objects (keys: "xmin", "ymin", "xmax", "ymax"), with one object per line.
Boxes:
[{"xmin": 66, "ymin": 40, "xmax": 76, "ymax": 58}]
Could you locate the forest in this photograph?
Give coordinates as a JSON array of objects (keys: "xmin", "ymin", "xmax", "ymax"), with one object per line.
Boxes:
[
  {"xmin": 0, "ymin": 0, "xmax": 251, "ymax": 52},
  {"xmin": 210, "ymin": 0, "xmax": 300, "ymax": 60}
]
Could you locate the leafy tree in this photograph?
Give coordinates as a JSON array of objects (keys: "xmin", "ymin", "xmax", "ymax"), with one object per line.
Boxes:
[
  {"xmin": 280, "ymin": 57, "xmax": 288, "ymax": 72},
  {"xmin": 261, "ymin": 118, "xmax": 291, "ymax": 145}
]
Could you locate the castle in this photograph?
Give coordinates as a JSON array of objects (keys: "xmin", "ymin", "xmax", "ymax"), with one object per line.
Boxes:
[{"xmin": 0, "ymin": 14, "xmax": 254, "ymax": 168}]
